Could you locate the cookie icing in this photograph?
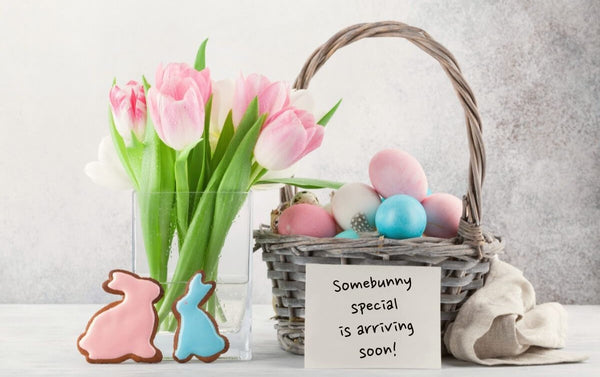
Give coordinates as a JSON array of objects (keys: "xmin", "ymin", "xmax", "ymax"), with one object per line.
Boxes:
[
  {"xmin": 172, "ymin": 271, "xmax": 229, "ymax": 362},
  {"xmin": 77, "ymin": 270, "xmax": 163, "ymax": 363}
]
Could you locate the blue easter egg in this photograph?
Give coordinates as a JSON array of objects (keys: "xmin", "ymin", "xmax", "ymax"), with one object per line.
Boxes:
[
  {"xmin": 426, "ymin": 187, "xmax": 432, "ymax": 196},
  {"xmin": 375, "ymin": 195, "xmax": 427, "ymax": 239},
  {"xmin": 335, "ymin": 229, "xmax": 360, "ymax": 239}
]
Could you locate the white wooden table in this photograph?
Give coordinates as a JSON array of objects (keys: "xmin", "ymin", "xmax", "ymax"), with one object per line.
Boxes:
[{"xmin": 0, "ymin": 304, "xmax": 597, "ymax": 376}]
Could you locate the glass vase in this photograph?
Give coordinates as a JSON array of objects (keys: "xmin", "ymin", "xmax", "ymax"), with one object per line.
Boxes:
[{"xmin": 132, "ymin": 191, "xmax": 253, "ymax": 360}]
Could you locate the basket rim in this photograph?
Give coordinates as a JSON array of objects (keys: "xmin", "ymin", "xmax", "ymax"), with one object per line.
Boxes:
[{"xmin": 253, "ymin": 228, "xmax": 502, "ymax": 260}]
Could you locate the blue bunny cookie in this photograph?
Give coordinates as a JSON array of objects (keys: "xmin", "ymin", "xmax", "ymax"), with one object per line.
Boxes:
[{"xmin": 172, "ymin": 271, "xmax": 229, "ymax": 363}]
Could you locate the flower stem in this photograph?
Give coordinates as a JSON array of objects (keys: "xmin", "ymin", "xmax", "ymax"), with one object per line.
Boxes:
[
  {"xmin": 174, "ymin": 148, "xmax": 193, "ymax": 241},
  {"xmin": 249, "ymin": 164, "xmax": 267, "ymax": 187}
]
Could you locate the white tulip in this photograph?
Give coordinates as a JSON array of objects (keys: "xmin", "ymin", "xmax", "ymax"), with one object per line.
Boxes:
[
  {"xmin": 289, "ymin": 89, "xmax": 316, "ymax": 114},
  {"xmin": 209, "ymin": 79, "xmax": 235, "ymax": 150},
  {"xmin": 84, "ymin": 136, "xmax": 133, "ymax": 190}
]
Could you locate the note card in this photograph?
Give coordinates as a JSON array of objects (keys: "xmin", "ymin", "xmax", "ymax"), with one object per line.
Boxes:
[{"xmin": 305, "ymin": 264, "xmax": 441, "ymax": 369}]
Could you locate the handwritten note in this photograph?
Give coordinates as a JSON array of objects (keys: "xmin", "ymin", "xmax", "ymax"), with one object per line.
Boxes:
[{"xmin": 305, "ymin": 264, "xmax": 441, "ymax": 369}]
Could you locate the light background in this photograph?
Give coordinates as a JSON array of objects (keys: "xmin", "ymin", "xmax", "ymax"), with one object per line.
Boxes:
[{"xmin": 0, "ymin": 0, "xmax": 598, "ymax": 304}]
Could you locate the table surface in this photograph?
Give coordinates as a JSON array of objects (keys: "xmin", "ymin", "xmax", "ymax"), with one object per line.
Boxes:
[{"xmin": 0, "ymin": 304, "xmax": 597, "ymax": 376}]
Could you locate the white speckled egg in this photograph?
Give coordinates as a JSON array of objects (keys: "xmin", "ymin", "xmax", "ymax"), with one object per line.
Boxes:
[{"xmin": 331, "ymin": 182, "xmax": 381, "ymax": 230}]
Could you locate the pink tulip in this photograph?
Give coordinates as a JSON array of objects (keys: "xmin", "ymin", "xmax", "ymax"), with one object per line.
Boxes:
[
  {"xmin": 109, "ymin": 81, "xmax": 147, "ymax": 145},
  {"xmin": 148, "ymin": 63, "xmax": 212, "ymax": 151},
  {"xmin": 254, "ymin": 108, "xmax": 324, "ymax": 170},
  {"xmin": 233, "ymin": 74, "xmax": 289, "ymax": 125}
]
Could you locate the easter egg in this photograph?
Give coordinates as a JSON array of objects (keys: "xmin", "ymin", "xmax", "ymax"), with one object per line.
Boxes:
[
  {"xmin": 335, "ymin": 229, "xmax": 360, "ymax": 239},
  {"xmin": 278, "ymin": 204, "xmax": 337, "ymax": 238},
  {"xmin": 369, "ymin": 149, "xmax": 428, "ymax": 201},
  {"xmin": 350, "ymin": 213, "xmax": 376, "ymax": 232},
  {"xmin": 375, "ymin": 195, "xmax": 427, "ymax": 239},
  {"xmin": 422, "ymin": 193, "xmax": 462, "ymax": 238},
  {"xmin": 291, "ymin": 190, "xmax": 319, "ymax": 206},
  {"xmin": 331, "ymin": 183, "xmax": 381, "ymax": 230}
]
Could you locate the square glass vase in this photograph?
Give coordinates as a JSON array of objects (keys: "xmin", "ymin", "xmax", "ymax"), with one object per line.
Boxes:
[{"xmin": 132, "ymin": 191, "xmax": 253, "ymax": 361}]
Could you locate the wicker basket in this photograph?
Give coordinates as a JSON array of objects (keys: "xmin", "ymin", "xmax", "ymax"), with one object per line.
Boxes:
[{"xmin": 253, "ymin": 21, "xmax": 504, "ymax": 355}]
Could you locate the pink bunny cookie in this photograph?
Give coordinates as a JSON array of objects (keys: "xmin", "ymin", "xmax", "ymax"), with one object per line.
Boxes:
[{"xmin": 77, "ymin": 269, "xmax": 163, "ymax": 363}]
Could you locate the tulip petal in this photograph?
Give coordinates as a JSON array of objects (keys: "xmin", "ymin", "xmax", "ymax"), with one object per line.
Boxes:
[
  {"xmin": 296, "ymin": 110, "xmax": 316, "ymax": 129},
  {"xmin": 85, "ymin": 136, "xmax": 133, "ymax": 190},
  {"xmin": 232, "ymin": 74, "xmax": 254, "ymax": 125},
  {"xmin": 298, "ymin": 124, "xmax": 324, "ymax": 159},
  {"xmin": 290, "ymin": 89, "xmax": 316, "ymax": 114},
  {"xmin": 109, "ymin": 81, "xmax": 147, "ymax": 145},
  {"xmin": 157, "ymin": 88, "xmax": 204, "ymax": 150},
  {"xmin": 210, "ymin": 79, "xmax": 235, "ymax": 131},
  {"xmin": 148, "ymin": 87, "xmax": 163, "ymax": 137},
  {"xmin": 148, "ymin": 63, "xmax": 212, "ymax": 151},
  {"xmin": 259, "ymin": 81, "xmax": 289, "ymax": 117},
  {"xmin": 233, "ymin": 73, "xmax": 290, "ymax": 125},
  {"xmin": 245, "ymin": 73, "xmax": 271, "ymax": 94},
  {"xmin": 254, "ymin": 111, "xmax": 308, "ymax": 170},
  {"xmin": 154, "ymin": 63, "xmax": 165, "ymax": 90},
  {"xmin": 192, "ymin": 68, "xmax": 212, "ymax": 104}
]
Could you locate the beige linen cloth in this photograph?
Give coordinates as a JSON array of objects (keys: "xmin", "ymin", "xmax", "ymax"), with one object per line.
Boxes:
[{"xmin": 444, "ymin": 257, "xmax": 589, "ymax": 365}]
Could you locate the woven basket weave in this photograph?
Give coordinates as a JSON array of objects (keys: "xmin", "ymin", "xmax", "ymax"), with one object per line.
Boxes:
[{"xmin": 253, "ymin": 21, "xmax": 504, "ymax": 355}]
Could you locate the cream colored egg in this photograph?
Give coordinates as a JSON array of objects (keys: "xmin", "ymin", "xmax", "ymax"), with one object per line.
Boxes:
[{"xmin": 331, "ymin": 182, "xmax": 381, "ymax": 230}]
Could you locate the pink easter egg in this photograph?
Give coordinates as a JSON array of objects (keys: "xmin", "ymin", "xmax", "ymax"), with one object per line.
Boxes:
[
  {"xmin": 278, "ymin": 204, "xmax": 338, "ymax": 238},
  {"xmin": 421, "ymin": 193, "xmax": 462, "ymax": 238},
  {"xmin": 369, "ymin": 149, "xmax": 428, "ymax": 201}
]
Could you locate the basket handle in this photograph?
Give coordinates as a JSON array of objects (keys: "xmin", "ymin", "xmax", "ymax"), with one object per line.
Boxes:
[{"xmin": 291, "ymin": 21, "xmax": 486, "ymax": 245}]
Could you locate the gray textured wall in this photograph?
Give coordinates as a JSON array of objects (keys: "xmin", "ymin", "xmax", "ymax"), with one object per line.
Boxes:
[{"xmin": 0, "ymin": 0, "xmax": 598, "ymax": 304}]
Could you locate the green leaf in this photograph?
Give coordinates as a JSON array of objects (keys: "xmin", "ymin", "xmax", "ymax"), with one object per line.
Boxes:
[
  {"xmin": 194, "ymin": 39, "xmax": 208, "ymax": 71},
  {"xmin": 256, "ymin": 177, "xmax": 345, "ymax": 189},
  {"xmin": 186, "ymin": 142, "xmax": 204, "ymax": 219},
  {"xmin": 187, "ymin": 142, "xmax": 203, "ymax": 191},
  {"xmin": 108, "ymin": 106, "xmax": 139, "ymax": 189},
  {"xmin": 191, "ymin": 96, "xmax": 213, "ymax": 204},
  {"xmin": 142, "ymin": 75, "xmax": 151, "ymax": 90},
  {"xmin": 210, "ymin": 111, "xmax": 235, "ymax": 171},
  {"xmin": 217, "ymin": 115, "xmax": 265, "ymax": 192},
  {"xmin": 202, "ymin": 96, "xmax": 213, "ymax": 179},
  {"xmin": 203, "ymin": 114, "xmax": 266, "ymax": 278},
  {"xmin": 317, "ymin": 98, "xmax": 342, "ymax": 126},
  {"xmin": 157, "ymin": 188, "xmax": 215, "ymax": 323},
  {"xmin": 249, "ymin": 164, "xmax": 267, "ymax": 186},
  {"xmin": 137, "ymin": 127, "xmax": 175, "ymax": 285},
  {"xmin": 202, "ymin": 97, "xmax": 259, "ymax": 191}
]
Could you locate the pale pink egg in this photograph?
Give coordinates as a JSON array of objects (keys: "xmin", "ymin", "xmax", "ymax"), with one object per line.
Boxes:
[
  {"xmin": 369, "ymin": 149, "xmax": 428, "ymax": 201},
  {"xmin": 278, "ymin": 204, "xmax": 338, "ymax": 238},
  {"xmin": 421, "ymin": 193, "xmax": 463, "ymax": 238}
]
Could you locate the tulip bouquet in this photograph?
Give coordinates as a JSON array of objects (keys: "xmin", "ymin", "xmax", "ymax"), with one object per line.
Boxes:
[{"xmin": 86, "ymin": 41, "xmax": 341, "ymax": 330}]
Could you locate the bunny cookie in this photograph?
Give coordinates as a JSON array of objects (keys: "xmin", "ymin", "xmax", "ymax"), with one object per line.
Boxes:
[
  {"xmin": 172, "ymin": 271, "xmax": 229, "ymax": 363},
  {"xmin": 77, "ymin": 270, "xmax": 163, "ymax": 363}
]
